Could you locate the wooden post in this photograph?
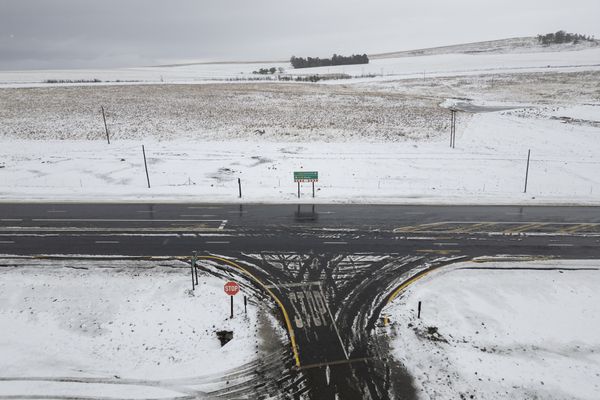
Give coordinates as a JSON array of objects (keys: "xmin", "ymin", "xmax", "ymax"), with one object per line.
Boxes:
[
  {"xmin": 101, "ymin": 106, "xmax": 110, "ymax": 144},
  {"xmin": 450, "ymin": 110, "xmax": 453, "ymax": 148},
  {"xmin": 192, "ymin": 251, "xmax": 198, "ymax": 285},
  {"xmin": 142, "ymin": 145, "xmax": 151, "ymax": 189},
  {"xmin": 524, "ymin": 149, "xmax": 531, "ymax": 193},
  {"xmin": 191, "ymin": 262, "xmax": 195, "ymax": 291}
]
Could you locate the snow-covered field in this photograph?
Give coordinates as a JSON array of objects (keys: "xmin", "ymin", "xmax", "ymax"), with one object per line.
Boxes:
[
  {"xmin": 0, "ymin": 101, "xmax": 598, "ymax": 204},
  {"xmin": 0, "ymin": 39, "xmax": 599, "ymax": 204},
  {"xmin": 0, "ymin": 259, "xmax": 281, "ymax": 399},
  {"xmin": 383, "ymin": 259, "xmax": 600, "ymax": 400}
]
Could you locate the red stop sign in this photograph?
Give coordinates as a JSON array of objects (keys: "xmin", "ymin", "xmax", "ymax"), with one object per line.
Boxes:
[{"xmin": 224, "ymin": 281, "xmax": 240, "ymax": 296}]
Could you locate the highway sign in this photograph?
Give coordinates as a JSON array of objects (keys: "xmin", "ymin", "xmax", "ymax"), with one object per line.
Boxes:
[
  {"xmin": 294, "ymin": 171, "xmax": 318, "ymax": 182},
  {"xmin": 224, "ymin": 281, "xmax": 240, "ymax": 296}
]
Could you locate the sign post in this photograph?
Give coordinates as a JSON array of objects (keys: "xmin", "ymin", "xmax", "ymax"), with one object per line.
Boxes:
[
  {"xmin": 224, "ymin": 281, "xmax": 240, "ymax": 319},
  {"xmin": 294, "ymin": 171, "xmax": 318, "ymax": 199}
]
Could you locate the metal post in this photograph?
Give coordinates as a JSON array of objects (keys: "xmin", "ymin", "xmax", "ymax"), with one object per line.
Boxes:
[
  {"xmin": 238, "ymin": 178, "xmax": 242, "ymax": 198},
  {"xmin": 524, "ymin": 149, "xmax": 531, "ymax": 193},
  {"xmin": 418, "ymin": 301, "xmax": 422, "ymax": 319},
  {"xmin": 312, "ymin": 181, "xmax": 315, "ymax": 198},
  {"xmin": 297, "ymin": 182, "xmax": 300, "ymax": 198},
  {"xmin": 101, "ymin": 106, "xmax": 110, "ymax": 144},
  {"xmin": 230, "ymin": 296, "xmax": 234, "ymax": 319},
  {"xmin": 192, "ymin": 251, "xmax": 198, "ymax": 285},
  {"xmin": 142, "ymin": 145, "xmax": 151, "ymax": 189},
  {"xmin": 244, "ymin": 295, "xmax": 247, "ymax": 314}
]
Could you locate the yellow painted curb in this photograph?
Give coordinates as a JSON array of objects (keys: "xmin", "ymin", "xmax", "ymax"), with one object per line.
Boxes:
[{"xmin": 197, "ymin": 255, "xmax": 301, "ymax": 368}]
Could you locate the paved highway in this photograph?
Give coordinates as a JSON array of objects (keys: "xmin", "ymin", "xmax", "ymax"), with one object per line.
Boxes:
[{"xmin": 1, "ymin": 203, "xmax": 600, "ymax": 399}]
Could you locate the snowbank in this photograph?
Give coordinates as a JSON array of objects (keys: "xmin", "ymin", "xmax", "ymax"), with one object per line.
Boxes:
[
  {"xmin": 383, "ymin": 259, "xmax": 600, "ymax": 400},
  {"xmin": 0, "ymin": 259, "xmax": 274, "ymax": 399}
]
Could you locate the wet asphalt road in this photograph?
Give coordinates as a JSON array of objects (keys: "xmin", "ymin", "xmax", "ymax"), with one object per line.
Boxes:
[{"xmin": 1, "ymin": 203, "xmax": 600, "ymax": 399}]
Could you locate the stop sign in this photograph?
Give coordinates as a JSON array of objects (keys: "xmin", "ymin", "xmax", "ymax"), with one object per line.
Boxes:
[{"xmin": 224, "ymin": 281, "xmax": 240, "ymax": 296}]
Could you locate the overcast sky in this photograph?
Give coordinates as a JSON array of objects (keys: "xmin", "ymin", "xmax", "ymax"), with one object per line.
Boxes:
[{"xmin": 1, "ymin": 0, "xmax": 599, "ymax": 70}]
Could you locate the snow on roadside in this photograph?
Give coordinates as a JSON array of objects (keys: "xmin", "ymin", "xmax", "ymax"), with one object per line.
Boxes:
[
  {"xmin": 382, "ymin": 260, "xmax": 600, "ymax": 400},
  {"xmin": 0, "ymin": 103, "xmax": 598, "ymax": 204},
  {"xmin": 0, "ymin": 259, "xmax": 275, "ymax": 399}
]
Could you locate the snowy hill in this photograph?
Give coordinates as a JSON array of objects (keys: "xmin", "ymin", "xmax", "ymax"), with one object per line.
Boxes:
[{"xmin": 371, "ymin": 36, "xmax": 600, "ymax": 59}]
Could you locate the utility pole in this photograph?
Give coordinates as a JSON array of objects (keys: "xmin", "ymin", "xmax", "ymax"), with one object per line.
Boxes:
[
  {"xmin": 101, "ymin": 106, "xmax": 110, "ymax": 144},
  {"xmin": 450, "ymin": 109, "xmax": 457, "ymax": 148}
]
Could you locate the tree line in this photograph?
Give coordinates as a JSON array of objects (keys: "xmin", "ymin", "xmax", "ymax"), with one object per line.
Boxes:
[
  {"xmin": 537, "ymin": 31, "xmax": 595, "ymax": 45},
  {"xmin": 290, "ymin": 54, "xmax": 369, "ymax": 69}
]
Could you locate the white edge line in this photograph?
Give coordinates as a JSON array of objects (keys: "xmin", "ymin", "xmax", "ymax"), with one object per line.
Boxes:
[{"xmin": 31, "ymin": 218, "xmax": 226, "ymax": 222}]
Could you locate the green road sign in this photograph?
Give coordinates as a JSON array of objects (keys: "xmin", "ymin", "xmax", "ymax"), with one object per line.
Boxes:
[{"xmin": 294, "ymin": 171, "xmax": 318, "ymax": 182}]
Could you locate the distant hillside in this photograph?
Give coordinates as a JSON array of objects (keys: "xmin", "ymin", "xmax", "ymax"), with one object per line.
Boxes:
[{"xmin": 370, "ymin": 37, "xmax": 600, "ymax": 59}]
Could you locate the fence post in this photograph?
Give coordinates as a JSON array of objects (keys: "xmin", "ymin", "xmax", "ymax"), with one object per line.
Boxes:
[
  {"xmin": 142, "ymin": 145, "xmax": 151, "ymax": 189},
  {"xmin": 101, "ymin": 106, "xmax": 110, "ymax": 144},
  {"xmin": 524, "ymin": 149, "xmax": 531, "ymax": 193}
]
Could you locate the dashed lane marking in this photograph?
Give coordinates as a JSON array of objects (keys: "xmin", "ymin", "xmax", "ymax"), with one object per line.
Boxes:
[
  {"xmin": 433, "ymin": 242, "xmax": 459, "ymax": 246},
  {"xmin": 0, "ymin": 219, "xmax": 23, "ymax": 222},
  {"xmin": 548, "ymin": 243, "xmax": 574, "ymax": 247},
  {"xmin": 94, "ymin": 240, "xmax": 119, "ymax": 244},
  {"xmin": 323, "ymin": 241, "xmax": 347, "ymax": 245},
  {"xmin": 205, "ymin": 241, "xmax": 230, "ymax": 244},
  {"xmin": 47, "ymin": 210, "xmax": 66, "ymax": 213},
  {"xmin": 0, "ymin": 240, "xmax": 15, "ymax": 244}
]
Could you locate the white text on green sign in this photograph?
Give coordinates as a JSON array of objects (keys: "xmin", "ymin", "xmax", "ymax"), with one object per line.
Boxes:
[{"xmin": 294, "ymin": 171, "xmax": 318, "ymax": 182}]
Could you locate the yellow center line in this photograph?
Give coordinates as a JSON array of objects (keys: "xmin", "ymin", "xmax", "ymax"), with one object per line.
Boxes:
[
  {"xmin": 393, "ymin": 222, "xmax": 449, "ymax": 233},
  {"xmin": 450, "ymin": 222, "xmax": 497, "ymax": 234},
  {"xmin": 416, "ymin": 249, "xmax": 461, "ymax": 255},
  {"xmin": 504, "ymin": 222, "xmax": 548, "ymax": 234},
  {"xmin": 559, "ymin": 223, "xmax": 596, "ymax": 234},
  {"xmin": 197, "ymin": 255, "xmax": 301, "ymax": 368}
]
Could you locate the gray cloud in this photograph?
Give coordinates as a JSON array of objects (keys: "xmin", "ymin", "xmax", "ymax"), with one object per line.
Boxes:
[{"xmin": 1, "ymin": 0, "xmax": 599, "ymax": 69}]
